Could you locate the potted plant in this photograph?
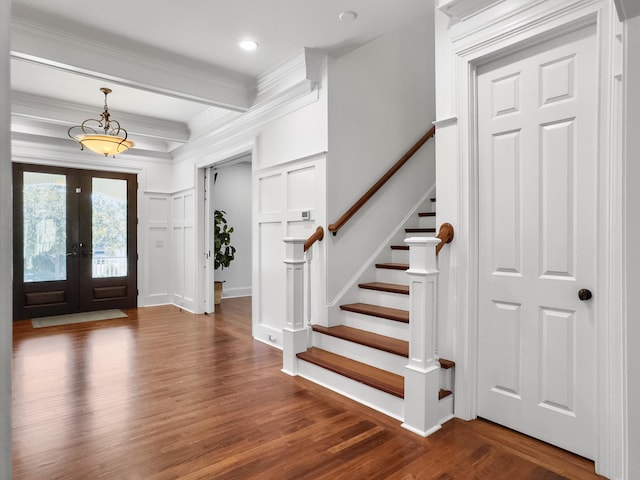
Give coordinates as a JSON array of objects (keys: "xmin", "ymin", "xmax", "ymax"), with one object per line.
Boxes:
[{"xmin": 214, "ymin": 209, "xmax": 236, "ymax": 304}]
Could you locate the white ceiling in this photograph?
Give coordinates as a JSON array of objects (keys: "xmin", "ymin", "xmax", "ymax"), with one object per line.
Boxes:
[{"xmin": 10, "ymin": 0, "xmax": 434, "ymax": 153}]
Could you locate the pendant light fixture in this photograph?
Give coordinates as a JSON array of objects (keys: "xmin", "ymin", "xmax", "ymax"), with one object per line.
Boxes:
[{"xmin": 68, "ymin": 87, "xmax": 134, "ymax": 157}]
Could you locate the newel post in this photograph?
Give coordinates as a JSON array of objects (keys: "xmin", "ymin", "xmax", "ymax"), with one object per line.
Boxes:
[
  {"xmin": 401, "ymin": 236, "xmax": 442, "ymax": 437},
  {"xmin": 282, "ymin": 238, "xmax": 307, "ymax": 376}
]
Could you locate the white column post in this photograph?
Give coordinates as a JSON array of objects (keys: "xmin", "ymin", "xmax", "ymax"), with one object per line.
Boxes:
[
  {"xmin": 282, "ymin": 238, "xmax": 307, "ymax": 376},
  {"xmin": 401, "ymin": 236, "xmax": 442, "ymax": 437}
]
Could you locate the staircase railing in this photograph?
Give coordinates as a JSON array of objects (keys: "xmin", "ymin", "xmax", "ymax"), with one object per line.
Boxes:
[
  {"xmin": 436, "ymin": 223, "xmax": 454, "ymax": 255},
  {"xmin": 304, "ymin": 226, "xmax": 324, "ymax": 252},
  {"xmin": 328, "ymin": 126, "xmax": 436, "ymax": 236}
]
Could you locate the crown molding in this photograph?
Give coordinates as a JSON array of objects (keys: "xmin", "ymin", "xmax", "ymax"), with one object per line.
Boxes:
[
  {"xmin": 11, "ymin": 91, "xmax": 190, "ymax": 144},
  {"xmin": 177, "ymin": 80, "xmax": 320, "ymax": 165},
  {"xmin": 187, "ymin": 108, "xmax": 242, "ymax": 140},
  {"xmin": 10, "ymin": 14, "xmax": 254, "ymax": 111},
  {"xmin": 254, "ymin": 48, "xmax": 325, "ymax": 103},
  {"xmin": 437, "ymin": 0, "xmax": 507, "ymax": 20},
  {"xmin": 177, "ymin": 50, "xmax": 326, "ymax": 165}
]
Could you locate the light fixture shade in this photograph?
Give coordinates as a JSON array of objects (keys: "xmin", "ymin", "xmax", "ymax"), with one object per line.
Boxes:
[
  {"xmin": 68, "ymin": 87, "xmax": 134, "ymax": 157},
  {"xmin": 75, "ymin": 134, "xmax": 135, "ymax": 156}
]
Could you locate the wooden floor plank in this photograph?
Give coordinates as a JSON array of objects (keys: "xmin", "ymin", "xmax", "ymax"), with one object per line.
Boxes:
[{"xmin": 12, "ymin": 298, "xmax": 604, "ymax": 480}]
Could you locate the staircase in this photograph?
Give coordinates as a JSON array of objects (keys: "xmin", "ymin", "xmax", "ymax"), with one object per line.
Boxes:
[{"xmin": 295, "ymin": 197, "xmax": 455, "ymax": 429}]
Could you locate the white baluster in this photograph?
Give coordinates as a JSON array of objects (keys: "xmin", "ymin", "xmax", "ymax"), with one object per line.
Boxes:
[{"xmin": 304, "ymin": 248, "xmax": 313, "ymax": 346}]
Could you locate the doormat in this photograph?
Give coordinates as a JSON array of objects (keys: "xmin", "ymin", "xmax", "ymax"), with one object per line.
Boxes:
[{"xmin": 32, "ymin": 309, "xmax": 127, "ymax": 328}]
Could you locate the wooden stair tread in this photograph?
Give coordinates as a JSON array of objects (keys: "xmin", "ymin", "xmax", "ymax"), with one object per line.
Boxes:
[
  {"xmin": 297, "ymin": 347, "xmax": 404, "ymax": 398},
  {"xmin": 439, "ymin": 389, "xmax": 453, "ymax": 400},
  {"xmin": 405, "ymin": 227, "xmax": 436, "ymax": 233},
  {"xmin": 358, "ymin": 282, "xmax": 409, "ymax": 295},
  {"xmin": 439, "ymin": 358, "xmax": 455, "ymax": 369},
  {"xmin": 312, "ymin": 325, "xmax": 409, "ymax": 357},
  {"xmin": 390, "ymin": 245, "xmax": 409, "ymax": 250},
  {"xmin": 340, "ymin": 303, "xmax": 409, "ymax": 323},
  {"xmin": 418, "ymin": 212, "xmax": 436, "ymax": 217},
  {"xmin": 375, "ymin": 262, "xmax": 409, "ymax": 270}
]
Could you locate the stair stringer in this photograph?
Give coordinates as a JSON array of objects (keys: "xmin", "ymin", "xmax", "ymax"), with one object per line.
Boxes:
[{"xmin": 325, "ymin": 185, "xmax": 435, "ymax": 326}]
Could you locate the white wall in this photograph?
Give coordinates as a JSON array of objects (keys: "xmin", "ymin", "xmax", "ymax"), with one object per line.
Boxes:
[
  {"xmin": 0, "ymin": 0, "xmax": 12, "ymax": 476},
  {"xmin": 326, "ymin": 13, "xmax": 436, "ymax": 304},
  {"xmin": 253, "ymin": 155, "xmax": 326, "ymax": 347},
  {"xmin": 212, "ymin": 162, "xmax": 252, "ymax": 298},
  {"xmin": 251, "ymin": 67, "xmax": 328, "ymax": 346},
  {"xmin": 625, "ymin": 14, "xmax": 640, "ymax": 480}
]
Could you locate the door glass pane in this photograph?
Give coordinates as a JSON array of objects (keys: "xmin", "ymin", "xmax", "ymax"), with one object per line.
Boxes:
[
  {"xmin": 92, "ymin": 178, "xmax": 127, "ymax": 278},
  {"xmin": 23, "ymin": 172, "xmax": 67, "ymax": 282}
]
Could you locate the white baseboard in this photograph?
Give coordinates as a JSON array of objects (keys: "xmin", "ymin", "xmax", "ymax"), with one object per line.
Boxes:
[{"xmin": 221, "ymin": 286, "xmax": 252, "ymax": 298}]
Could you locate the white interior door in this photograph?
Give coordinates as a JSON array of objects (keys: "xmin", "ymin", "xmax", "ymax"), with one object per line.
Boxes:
[{"xmin": 477, "ymin": 25, "xmax": 598, "ymax": 459}]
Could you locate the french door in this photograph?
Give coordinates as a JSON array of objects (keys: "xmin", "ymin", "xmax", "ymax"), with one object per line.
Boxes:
[{"xmin": 13, "ymin": 163, "xmax": 137, "ymax": 320}]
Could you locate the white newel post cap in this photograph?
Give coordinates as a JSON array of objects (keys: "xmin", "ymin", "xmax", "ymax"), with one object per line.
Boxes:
[
  {"xmin": 283, "ymin": 238, "xmax": 306, "ymax": 262},
  {"xmin": 404, "ymin": 237, "xmax": 441, "ymax": 273}
]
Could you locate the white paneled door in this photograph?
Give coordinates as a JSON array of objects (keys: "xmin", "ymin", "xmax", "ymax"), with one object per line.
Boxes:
[{"xmin": 477, "ymin": 25, "xmax": 597, "ymax": 459}]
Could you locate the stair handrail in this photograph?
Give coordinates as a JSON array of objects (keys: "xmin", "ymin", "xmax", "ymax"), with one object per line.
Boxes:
[
  {"xmin": 304, "ymin": 226, "xmax": 324, "ymax": 252},
  {"xmin": 328, "ymin": 126, "xmax": 436, "ymax": 236},
  {"xmin": 435, "ymin": 223, "xmax": 454, "ymax": 255}
]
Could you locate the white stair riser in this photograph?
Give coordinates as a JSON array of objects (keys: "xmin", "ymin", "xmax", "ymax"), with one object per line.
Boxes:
[
  {"xmin": 438, "ymin": 394, "xmax": 454, "ymax": 425},
  {"xmin": 311, "ymin": 331, "xmax": 408, "ymax": 376},
  {"xmin": 375, "ymin": 268, "xmax": 409, "ymax": 284},
  {"xmin": 297, "ymin": 359, "xmax": 404, "ymax": 420},
  {"xmin": 439, "ymin": 366, "xmax": 454, "ymax": 392},
  {"xmin": 418, "ymin": 215, "xmax": 436, "ymax": 229},
  {"xmin": 391, "ymin": 248, "xmax": 409, "ymax": 264},
  {"xmin": 404, "ymin": 231, "xmax": 435, "ymax": 238},
  {"xmin": 341, "ymin": 310, "xmax": 409, "ymax": 341},
  {"xmin": 359, "ymin": 288, "xmax": 409, "ymax": 310}
]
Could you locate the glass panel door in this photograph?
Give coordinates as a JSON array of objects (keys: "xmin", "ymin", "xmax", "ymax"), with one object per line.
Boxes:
[
  {"xmin": 23, "ymin": 172, "xmax": 67, "ymax": 283},
  {"xmin": 92, "ymin": 177, "xmax": 128, "ymax": 278},
  {"xmin": 13, "ymin": 164, "xmax": 80, "ymax": 319},
  {"xmin": 13, "ymin": 164, "xmax": 137, "ymax": 320}
]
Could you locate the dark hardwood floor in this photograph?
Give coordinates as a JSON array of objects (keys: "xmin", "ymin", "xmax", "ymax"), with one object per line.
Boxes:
[{"xmin": 13, "ymin": 298, "xmax": 605, "ymax": 479}]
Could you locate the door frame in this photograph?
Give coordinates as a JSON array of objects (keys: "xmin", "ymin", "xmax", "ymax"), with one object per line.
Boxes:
[{"xmin": 447, "ymin": 2, "xmax": 623, "ymax": 477}]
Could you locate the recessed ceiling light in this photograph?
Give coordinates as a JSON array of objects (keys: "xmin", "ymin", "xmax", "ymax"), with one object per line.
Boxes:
[
  {"xmin": 338, "ymin": 11, "xmax": 358, "ymax": 22},
  {"xmin": 239, "ymin": 40, "xmax": 259, "ymax": 51}
]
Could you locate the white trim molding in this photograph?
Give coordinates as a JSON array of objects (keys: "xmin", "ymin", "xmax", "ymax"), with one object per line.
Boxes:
[{"xmin": 437, "ymin": 0, "xmax": 508, "ymax": 20}]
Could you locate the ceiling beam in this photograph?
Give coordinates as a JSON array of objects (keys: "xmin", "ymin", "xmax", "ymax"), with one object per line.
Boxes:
[
  {"xmin": 11, "ymin": 12, "xmax": 255, "ymax": 112},
  {"xmin": 12, "ymin": 91, "xmax": 190, "ymax": 143}
]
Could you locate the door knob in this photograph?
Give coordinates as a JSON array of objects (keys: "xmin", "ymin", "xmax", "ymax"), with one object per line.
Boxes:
[{"xmin": 578, "ymin": 289, "xmax": 592, "ymax": 301}]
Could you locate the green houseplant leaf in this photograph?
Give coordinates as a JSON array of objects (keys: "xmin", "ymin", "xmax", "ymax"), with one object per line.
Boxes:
[{"xmin": 214, "ymin": 209, "xmax": 236, "ymax": 270}]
